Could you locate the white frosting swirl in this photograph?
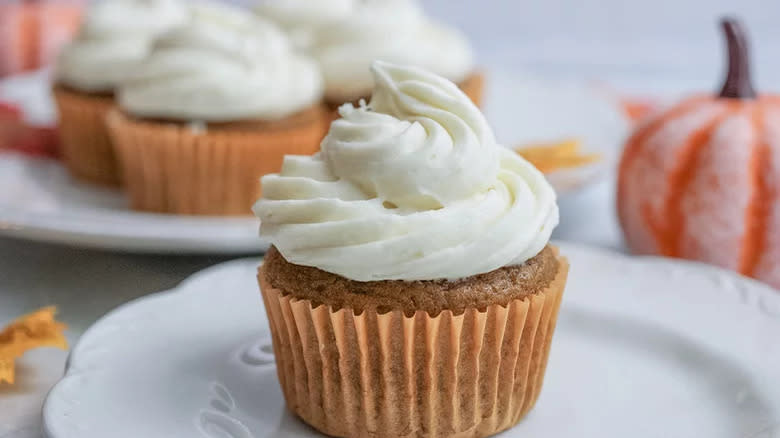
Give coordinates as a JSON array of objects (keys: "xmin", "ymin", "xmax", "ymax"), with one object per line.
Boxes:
[
  {"xmin": 254, "ymin": 0, "xmax": 354, "ymax": 50},
  {"xmin": 55, "ymin": 0, "xmax": 188, "ymax": 92},
  {"xmin": 117, "ymin": 2, "xmax": 324, "ymax": 122},
  {"xmin": 309, "ymin": 0, "xmax": 474, "ymax": 102},
  {"xmin": 254, "ymin": 62, "xmax": 558, "ymax": 282}
]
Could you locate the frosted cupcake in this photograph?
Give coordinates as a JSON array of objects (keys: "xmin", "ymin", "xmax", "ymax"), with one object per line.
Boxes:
[
  {"xmin": 254, "ymin": 62, "xmax": 566, "ymax": 438},
  {"xmin": 107, "ymin": 2, "xmax": 326, "ymax": 216},
  {"xmin": 256, "ymin": 0, "xmax": 482, "ymax": 113},
  {"xmin": 54, "ymin": 0, "xmax": 187, "ymax": 186}
]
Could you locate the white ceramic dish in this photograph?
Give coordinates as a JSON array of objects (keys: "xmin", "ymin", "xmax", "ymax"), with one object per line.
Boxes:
[
  {"xmin": 43, "ymin": 243, "xmax": 780, "ymax": 438},
  {"xmin": 0, "ymin": 70, "xmax": 629, "ymax": 254},
  {"xmin": 0, "ymin": 154, "xmax": 265, "ymax": 254}
]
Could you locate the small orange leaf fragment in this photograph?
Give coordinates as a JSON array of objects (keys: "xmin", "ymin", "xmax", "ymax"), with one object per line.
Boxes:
[
  {"xmin": 515, "ymin": 138, "xmax": 601, "ymax": 173},
  {"xmin": 0, "ymin": 306, "xmax": 68, "ymax": 384}
]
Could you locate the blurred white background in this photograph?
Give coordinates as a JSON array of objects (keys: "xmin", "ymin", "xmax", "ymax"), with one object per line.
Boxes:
[
  {"xmin": 422, "ymin": 0, "xmax": 778, "ymax": 95},
  {"xmin": 139, "ymin": 0, "xmax": 780, "ymax": 95}
]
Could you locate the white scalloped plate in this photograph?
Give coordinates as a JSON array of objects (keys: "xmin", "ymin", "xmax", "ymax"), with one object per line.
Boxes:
[
  {"xmin": 0, "ymin": 70, "xmax": 628, "ymax": 254},
  {"xmin": 43, "ymin": 243, "xmax": 780, "ymax": 438}
]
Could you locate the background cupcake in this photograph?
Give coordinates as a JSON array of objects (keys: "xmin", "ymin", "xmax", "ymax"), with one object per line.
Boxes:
[
  {"xmin": 254, "ymin": 61, "xmax": 565, "ymax": 438},
  {"xmin": 107, "ymin": 2, "xmax": 326, "ymax": 216},
  {"xmin": 256, "ymin": 0, "xmax": 482, "ymax": 113},
  {"xmin": 53, "ymin": 0, "xmax": 187, "ymax": 186}
]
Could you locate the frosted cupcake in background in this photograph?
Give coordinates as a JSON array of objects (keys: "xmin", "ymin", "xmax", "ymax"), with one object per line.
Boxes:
[
  {"xmin": 53, "ymin": 0, "xmax": 187, "ymax": 186},
  {"xmin": 255, "ymin": 0, "xmax": 482, "ymax": 113},
  {"xmin": 254, "ymin": 61, "xmax": 566, "ymax": 438},
  {"xmin": 107, "ymin": 2, "xmax": 326, "ymax": 216}
]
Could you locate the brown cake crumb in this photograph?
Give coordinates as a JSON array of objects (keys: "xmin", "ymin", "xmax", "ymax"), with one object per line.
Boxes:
[{"xmin": 261, "ymin": 245, "xmax": 560, "ymax": 317}]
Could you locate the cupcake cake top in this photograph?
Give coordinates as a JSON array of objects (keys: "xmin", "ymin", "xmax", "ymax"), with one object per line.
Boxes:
[
  {"xmin": 55, "ymin": 0, "xmax": 188, "ymax": 93},
  {"xmin": 117, "ymin": 2, "xmax": 324, "ymax": 122},
  {"xmin": 307, "ymin": 0, "xmax": 474, "ymax": 102},
  {"xmin": 253, "ymin": 0, "xmax": 354, "ymax": 50},
  {"xmin": 254, "ymin": 61, "xmax": 558, "ymax": 282}
]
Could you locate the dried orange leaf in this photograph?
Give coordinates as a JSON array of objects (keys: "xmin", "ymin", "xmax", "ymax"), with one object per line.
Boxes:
[
  {"xmin": 516, "ymin": 138, "xmax": 601, "ymax": 173},
  {"xmin": 0, "ymin": 358, "xmax": 14, "ymax": 384},
  {"xmin": 0, "ymin": 307, "xmax": 68, "ymax": 384}
]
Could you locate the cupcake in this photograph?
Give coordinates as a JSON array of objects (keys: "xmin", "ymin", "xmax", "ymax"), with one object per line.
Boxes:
[
  {"xmin": 53, "ymin": 0, "xmax": 187, "ymax": 186},
  {"xmin": 256, "ymin": 0, "xmax": 483, "ymax": 114},
  {"xmin": 107, "ymin": 2, "xmax": 327, "ymax": 216},
  {"xmin": 254, "ymin": 61, "xmax": 565, "ymax": 438}
]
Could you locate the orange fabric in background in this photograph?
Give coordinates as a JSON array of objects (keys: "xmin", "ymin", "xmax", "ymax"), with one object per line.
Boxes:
[
  {"xmin": 0, "ymin": 2, "xmax": 83, "ymax": 76},
  {"xmin": 0, "ymin": 101, "xmax": 59, "ymax": 157}
]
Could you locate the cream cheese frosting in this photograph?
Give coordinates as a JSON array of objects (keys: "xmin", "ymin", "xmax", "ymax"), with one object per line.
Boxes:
[
  {"xmin": 253, "ymin": 0, "xmax": 354, "ymax": 50},
  {"xmin": 55, "ymin": 0, "xmax": 188, "ymax": 93},
  {"xmin": 254, "ymin": 61, "xmax": 558, "ymax": 282},
  {"xmin": 307, "ymin": 0, "xmax": 475, "ymax": 102},
  {"xmin": 117, "ymin": 2, "xmax": 324, "ymax": 122}
]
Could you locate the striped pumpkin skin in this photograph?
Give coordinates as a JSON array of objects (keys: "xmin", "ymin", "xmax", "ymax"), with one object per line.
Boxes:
[{"xmin": 617, "ymin": 96, "xmax": 780, "ymax": 289}]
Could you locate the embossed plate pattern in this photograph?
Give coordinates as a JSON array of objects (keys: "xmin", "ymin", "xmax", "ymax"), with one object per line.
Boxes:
[{"xmin": 43, "ymin": 243, "xmax": 780, "ymax": 437}]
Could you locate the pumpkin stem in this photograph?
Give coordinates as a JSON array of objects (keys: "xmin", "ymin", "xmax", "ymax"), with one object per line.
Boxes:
[{"xmin": 718, "ymin": 18, "xmax": 756, "ymax": 99}]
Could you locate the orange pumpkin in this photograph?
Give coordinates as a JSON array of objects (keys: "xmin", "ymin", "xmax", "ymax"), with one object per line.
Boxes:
[{"xmin": 618, "ymin": 18, "xmax": 780, "ymax": 289}]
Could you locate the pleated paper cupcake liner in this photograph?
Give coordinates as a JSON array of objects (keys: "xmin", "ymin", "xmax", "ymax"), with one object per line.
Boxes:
[
  {"xmin": 106, "ymin": 107, "xmax": 328, "ymax": 216},
  {"xmin": 459, "ymin": 71, "xmax": 485, "ymax": 108},
  {"xmin": 258, "ymin": 254, "xmax": 568, "ymax": 438},
  {"xmin": 52, "ymin": 86, "xmax": 120, "ymax": 186},
  {"xmin": 325, "ymin": 71, "xmax": 486, "ymax": 124}
]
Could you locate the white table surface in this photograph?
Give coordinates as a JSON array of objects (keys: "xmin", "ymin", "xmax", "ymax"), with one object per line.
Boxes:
[{"xmin": 0, "ymin": 177, "xmax": 622, "ymax": 438}]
